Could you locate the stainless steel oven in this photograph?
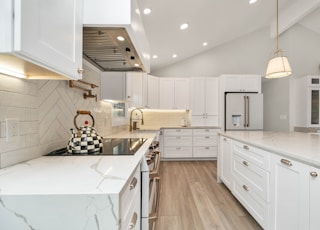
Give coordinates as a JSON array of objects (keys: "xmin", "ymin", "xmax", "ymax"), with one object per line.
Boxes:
[{"xmin": 141, "ymin": 141, "xmax": 161, "ymax": 230}]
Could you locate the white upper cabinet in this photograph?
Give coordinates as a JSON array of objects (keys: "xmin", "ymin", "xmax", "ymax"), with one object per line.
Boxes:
[
  {"xmin": 220, "ymin": 74, "xmax": 261, "ymax": 93},
  {"xmin": 190, "ymin": 77, "xmax": 219, "ymax": 126},
  {"xmin": 159, "ymin": 78, "xmax": 190, "ymax": 109},
  {"xmin": 126, "ymin": 72, "xmax": 146, "ymax": 108},
  {"xmin": 294, "ymin": 75, "xmax": 320, "ymax": 127},
  {"xmin": 0, "ymin": 0, "xmax": 83, "ymax": 80},
  {"xmin": 146, "ymin": 75, "xmax": 159, "ymax": 109}
]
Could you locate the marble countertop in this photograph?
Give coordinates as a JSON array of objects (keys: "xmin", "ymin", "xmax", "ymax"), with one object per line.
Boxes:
[
  {"xmin": 0, "ymin": 130, "xmax": 158, "ymax": 195},
  {"xmin": 219, "ymin": 131, "xmax": 320, "ymax": 168}
]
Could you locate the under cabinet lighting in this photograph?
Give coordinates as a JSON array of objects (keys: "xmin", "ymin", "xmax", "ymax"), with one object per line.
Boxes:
[{"xmin": 0, "ymin": 67, "xmax": 26, "ymax": 79}]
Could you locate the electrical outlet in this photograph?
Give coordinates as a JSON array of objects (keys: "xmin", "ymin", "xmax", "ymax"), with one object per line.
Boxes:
[{"xmin": 6, "ymin": 119, "xmax": 20, "ymax": 141}]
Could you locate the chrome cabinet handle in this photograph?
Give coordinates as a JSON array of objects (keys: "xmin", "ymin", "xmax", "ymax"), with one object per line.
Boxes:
[
  {"xmin": 242, "ymin": 185, "xmax": 249, "ymax": 191},
  {"xmin": 129, "ymin": 177, "xmax": 138, "ymax": 190},
  {"xmin": 280, "ymin": 159, "xmax": 293, "ymax": 166},
  {"xmin": 310, "ymin": 171, "xmax": 318, "ymax": 177},
  {"xmin": 77, "ymin": 68, "xmax": 84, "ymax": 74},
  {"xmin": 243, "ymin": 145, "xmax": 249, "ymax": 150},
  {"xmin": 242, "ymin": 161, "xmax": 249, "ymax": 166},
  {"xmin": 129, "ymin": 212, "xmax": 138, "ymax": 229}
]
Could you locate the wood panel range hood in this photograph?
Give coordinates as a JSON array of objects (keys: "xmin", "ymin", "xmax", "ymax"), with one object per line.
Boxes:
[{"xmin": 83, "ymin": 0, "xmax": 150, "ymax": 73}]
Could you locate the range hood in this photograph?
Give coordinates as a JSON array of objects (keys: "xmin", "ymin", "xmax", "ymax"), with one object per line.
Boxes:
[{"xmin": 83, "ymin": 0, "xmax": 150, "ymax": 73}]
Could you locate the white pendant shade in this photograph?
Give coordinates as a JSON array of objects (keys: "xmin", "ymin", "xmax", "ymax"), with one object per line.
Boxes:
[{"xmin": 265, "ymin": 56, "xmax": 292, "ymax": 78}]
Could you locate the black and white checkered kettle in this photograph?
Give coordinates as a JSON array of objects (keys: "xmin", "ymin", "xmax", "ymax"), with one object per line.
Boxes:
[{"xmin": 67, "ymin": 110, "xmax": 103, "ymax": 154}]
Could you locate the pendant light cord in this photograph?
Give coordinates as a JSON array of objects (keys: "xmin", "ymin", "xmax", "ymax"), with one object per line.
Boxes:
[{"xmin": 275, "ymin": 0, "xmax": 279, "ymax": 54}]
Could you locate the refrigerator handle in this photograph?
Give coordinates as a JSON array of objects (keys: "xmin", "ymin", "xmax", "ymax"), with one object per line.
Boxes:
[
  {"xmin": 243, "ymin": 96, "xmax": 247, "ymax": 127},
  {"xmin": 246, "ymin": 96, "xmax": 250, "ymax": 127}
]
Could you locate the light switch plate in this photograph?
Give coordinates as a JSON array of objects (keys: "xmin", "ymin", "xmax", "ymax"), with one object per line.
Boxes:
[{"xmin": 6, "ymin": 119, "xmax": 20, "ymax": 141}]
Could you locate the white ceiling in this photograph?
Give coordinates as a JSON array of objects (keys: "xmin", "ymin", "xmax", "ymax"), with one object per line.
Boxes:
[{"xmin": 138, "ymin": 0, "xmax": 320, "ymax": 72}]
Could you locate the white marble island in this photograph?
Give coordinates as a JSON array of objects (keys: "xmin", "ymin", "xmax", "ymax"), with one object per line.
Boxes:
[
  {"xmin": 218, "ymin": 131, "xmax": 320, "ymax": 230},
  {"xmin": 0, "ymin": 131, "xmax": 157, "ymax": 230}
]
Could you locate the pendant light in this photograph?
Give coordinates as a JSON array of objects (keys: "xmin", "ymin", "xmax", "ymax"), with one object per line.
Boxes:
[{"xmin": 265, "ymin": 0, "xmax": 292, "ymax": 78}]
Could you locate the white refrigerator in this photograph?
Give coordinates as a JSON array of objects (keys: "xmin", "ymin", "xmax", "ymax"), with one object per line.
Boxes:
[{"xmin": 225, "ymin": 93, "xmax": 263, "ymax": 130}]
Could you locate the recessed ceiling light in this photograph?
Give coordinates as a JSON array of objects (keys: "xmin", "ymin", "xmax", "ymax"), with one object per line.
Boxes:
[
  {"xmin": 172, "ymin": 54, "xmax": 177, "ymax": 58},
  {"xmin": 203, "ymin": 42, "xmax": 208, "ymax": 46},
  {"xmin": 134, "ymin": 63, "xmax": 139, "ymax": 67},
  {"xmin": 117, "ymin": 36, "xmax": 125, "ymax": 41},
  {"xmin": 144, "ymin": 8, "xmax": 151, "ymax": 15},
  {"xmin": 249, "ymin": 0, "xmax": 257, "ymax": 4},
  {"xmin": 180, "ymin": 23, "xmax": 189, "ymax": 30},
  {"xmin": 152, "ymin": 55, "xmax": 158, "ymax": 59}
]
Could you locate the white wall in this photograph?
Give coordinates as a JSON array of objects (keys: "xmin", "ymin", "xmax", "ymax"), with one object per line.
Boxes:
[
  {"xmin": 0, "ymin": 63, "xmax": 126, "ymax": 168},
  {"xmin": 152, "ymin": 24, "xmax": 320, "ymax": 131}
]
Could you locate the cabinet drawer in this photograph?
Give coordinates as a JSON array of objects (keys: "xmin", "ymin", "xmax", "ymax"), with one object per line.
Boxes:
[
  {"xmin": 233, "ymin": 178, "xmax": 268, "ymax": 229},
  {"xmin": 120, "ymin": 165, "xmax": 140, "ymax": 219},
  {"xmin": 164, "ymin": 136, "xmax": 193, "ymax": 147},
  {"xmin": 164, "ymin": 147, "xmax": 192, "ymax": 158},
  {"xmin": 193, "ymin": 146, "xmax": 217, "ymax": 158},
  {"xmin": 193, "ymin": 129, "xmax": 218, "ymax": 136},
  {"xmin": 193, "ymin": 135, "xmax": 217, "ymax": 146},
  {"xmin": 233, "ymin": 153, "xmax": 269, "ymax": 201},
  {"xmin": 164, "ymin": 129, "xmax": 192, "ymax": 136},
  {"xmin": 233, "ymin": 141, "xmax": 270, "ymax": 170},
  {"xmin": 122, "ymin": 191, "xmax": 141, "ymax": 230}
]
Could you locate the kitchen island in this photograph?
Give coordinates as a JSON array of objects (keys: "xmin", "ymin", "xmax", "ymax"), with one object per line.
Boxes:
[
  {"xmin": 218, "ymin": 131, "xmax": 320, "ymax": 230},
  {"xmin": 0, "ymin": 131, "xmax": 157, "ymax": 230}
]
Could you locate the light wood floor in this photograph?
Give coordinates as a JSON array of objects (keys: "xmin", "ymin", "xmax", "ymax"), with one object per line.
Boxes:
[{"xmin": 157, "ymin": 161, "xmax": 263, "ymax": 230}]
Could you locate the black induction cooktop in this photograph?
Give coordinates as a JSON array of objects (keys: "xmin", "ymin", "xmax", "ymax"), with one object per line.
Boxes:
[{"xmin": 46, "ymin": 138, "xmax": 147, "ymax": 156}]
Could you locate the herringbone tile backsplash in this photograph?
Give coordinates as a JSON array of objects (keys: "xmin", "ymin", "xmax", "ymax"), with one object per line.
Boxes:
[{"xmin": 0, "ymin": 63, "xmax": 124, "ymax": 168}]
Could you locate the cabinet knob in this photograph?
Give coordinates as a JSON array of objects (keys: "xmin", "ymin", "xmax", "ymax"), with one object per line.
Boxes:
[
  {"xmin": 242, "ymin": 161, "xmax": 249, "ymax": 166},
  {"xmin": 129, "ymin": 212, "xmax": 138, "ymax": 229},
  {"xmin": 242, "ymin": 185, "xmax": 249, "ymax": 191},
  {"xmin": 280, "ymin": 159, "xmax": 293, "ymax": 166},
  {"xmin": 129, "ymin": 177, "xmax": 138, "ymax": 190},
  {"xmin": 310, "ymin": 171, "xmax": 318, "ymax": 177},
  {"xmin": 77, "ymin": 68, "xmax": 84, "ymax": 74},
  {"xmin": 243, "ymin": 145, "xmax": 249, "ymax": 150}
]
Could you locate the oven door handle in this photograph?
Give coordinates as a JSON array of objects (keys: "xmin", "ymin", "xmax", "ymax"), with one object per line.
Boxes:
[
  {"xmin": 149, "ymin": 151, "xmax": 160, "ymax": 178},
  {"xmin": 149, "ymin": 177, "xmax": 161, "ymax": 222}
]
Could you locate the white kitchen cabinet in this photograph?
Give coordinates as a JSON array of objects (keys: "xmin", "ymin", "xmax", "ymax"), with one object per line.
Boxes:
[
  {"xmin": 101, "ymin": 72, "xmax": 126, "ymax": 101},
  {"xmin": 0, "ymin": 0, "xmax": 83, "ymax": 80},
  {"xmin": 232, "ymin": 141, "xmax": 270, "ymax": 229},
  {"xmin": 190, "ymin": 78, "xmax": 219, "ymax": 126},
  {"xmin": 162, "ymin": 129, "xmax": 193, "ymax": 158},
  {"xmin": 269, "ymin": 154, "xmax": 309, "ymax": 230},
  {"xmin": 146, "ymin": 75, "xmax": 159, "ymax": 109},
  {"xmin": 218, "ymin": 136, "xmax": 233, "ymax": 190},
  {"xmin": 159, "ymin": 78, "xmax": 190, "ymax": 109},
  {"xmin": 192, "ymin": 129, "xmax": 218, "ymax": 158},
  {"xmin": 309, "ymin": 166, "xmax": 320, "ymax": 230},
  {"xmin": 220, "ymin": 74, "xmax": 261, "ymax": 92},
  {"xmin": 126, "ymin": 72, "xmax": 147, "ymax": 108},
  {"xmin": 294, "ymin": 75, "xmax": 320, "ymax": 127}
]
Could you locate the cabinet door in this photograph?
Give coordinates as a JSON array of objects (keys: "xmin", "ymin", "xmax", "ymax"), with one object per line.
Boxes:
[
  {"xmin": 174, "ymin": 79, "xmax": 190, "ymax": 109},
  {"xmin": 309, "ymin": 166, "xmax": 320, "ymax": 230},
  {"xmin": 242, "ymin": 76, "xmax": 261, "ymax": 92},
  {"xmin": 270, "ymin": 154, "xmax": 309, "ymax": 230},
  {"xmin": 224, "ymin": 76, "xmax": 242, "ymax": 92},
  {"xmin": 190, "ymin": 78, "xmax": 206, "ymax": 115},
  {"xmin": 205, "ymin": 78, "xmax": 219, "ymax": 115},
  {"xmin": 101, "ymin": 72, "xmax": 126, "ymax": 101},
  {"xmin": 126, "ymin": 72, "xmax": 143, "ymax": 108},
  {"xmin": 147, "ymin": 75, "xmax": 159, "ymax": 109},
  {"xmin": 16, "ymin": 0, "xmax": 83, "ymax": 79},
  {"xmin": 159, "ymin": 78, "xmax": 175, "ymax": 109},
  {"xmin": 219, "ymin": 137, "xmax": 233, "ymax": 190}
]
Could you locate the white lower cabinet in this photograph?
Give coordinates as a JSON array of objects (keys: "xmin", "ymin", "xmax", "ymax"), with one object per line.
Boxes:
[
  {"xmin": 219, "ymin": 135, "xmax": 320, "ymax": 230},
  {"xmin": 120, "ymin": 164, "xmax": 141, "ymax": 229},
  {"xmin": 219, "ymin": 136, "xmax": 233, "ymax": 190},
  {"xmin": 162, "ymin": 128, "xmax": 219, "ymax": 159}
]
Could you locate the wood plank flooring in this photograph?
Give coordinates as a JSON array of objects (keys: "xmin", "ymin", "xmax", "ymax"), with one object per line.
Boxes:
[{"xmin": 157, "ymin": 161, "xmax": 263, "ymax": 230}]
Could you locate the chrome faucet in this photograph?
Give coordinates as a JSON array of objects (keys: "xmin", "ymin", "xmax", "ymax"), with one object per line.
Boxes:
[{"xmin": 130, "ymin": 108, "xmax": 144, "ymax": 131}]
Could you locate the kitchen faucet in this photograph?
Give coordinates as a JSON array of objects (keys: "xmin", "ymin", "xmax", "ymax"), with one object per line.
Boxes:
[{"xmin": 129, "ymin": 108, "xmax": 144, "ymax": 131}]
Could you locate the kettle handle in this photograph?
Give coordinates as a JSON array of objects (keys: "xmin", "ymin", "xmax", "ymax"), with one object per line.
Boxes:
[{"xmin": 74, "ymin": 110, "xmax": 95, "ymax": 130}]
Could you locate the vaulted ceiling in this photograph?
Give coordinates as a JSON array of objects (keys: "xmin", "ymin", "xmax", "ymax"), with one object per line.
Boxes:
[{"xmin": 138, "ymin": 0, "xmax": 320, "ymax": 72}]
